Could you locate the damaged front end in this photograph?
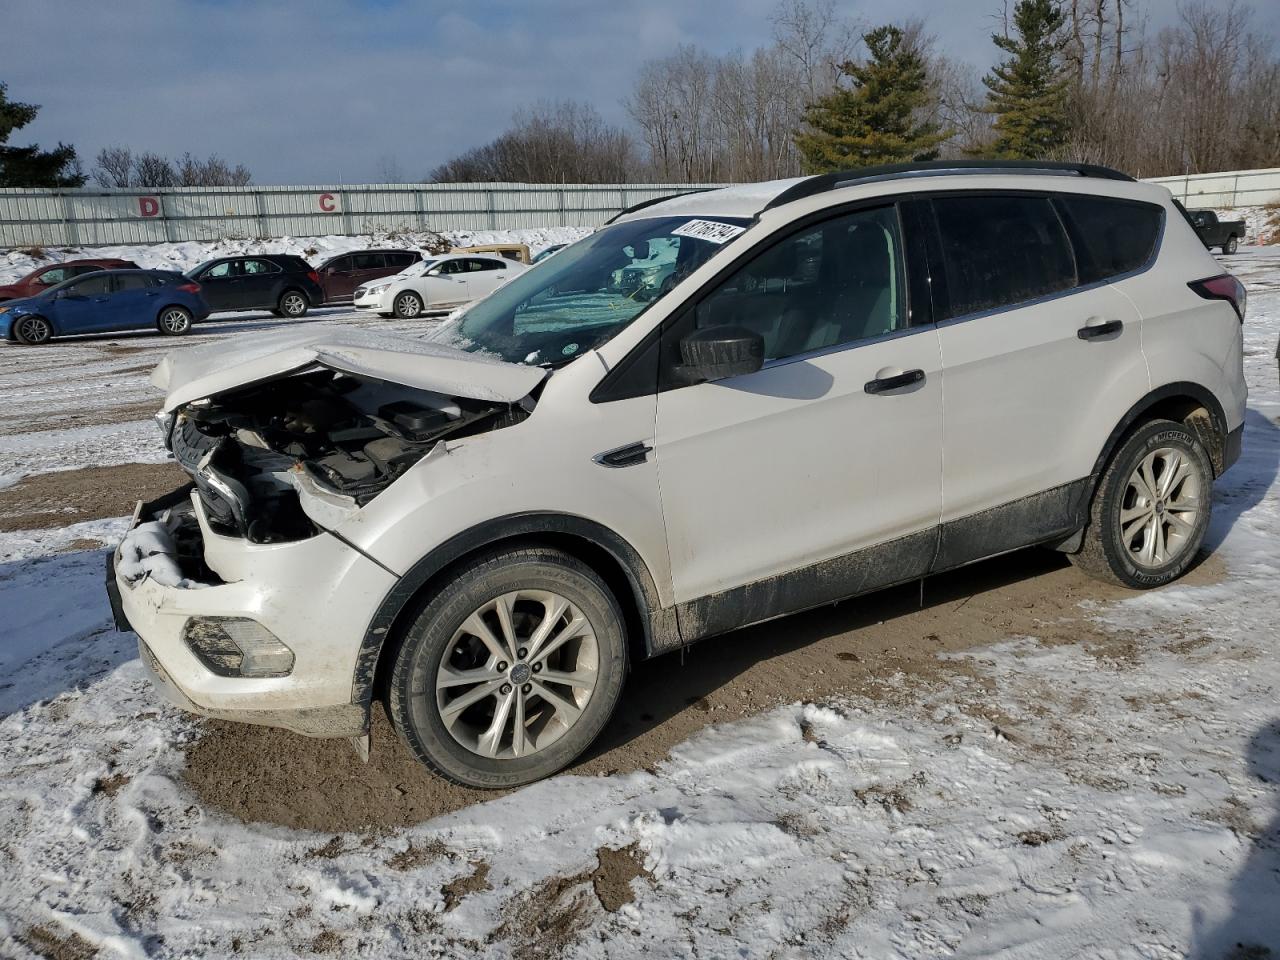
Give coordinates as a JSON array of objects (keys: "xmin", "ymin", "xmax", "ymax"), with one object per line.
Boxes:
[{"xmin": 163, "ymin": 368, "xmax": 533, "ymax": 543}]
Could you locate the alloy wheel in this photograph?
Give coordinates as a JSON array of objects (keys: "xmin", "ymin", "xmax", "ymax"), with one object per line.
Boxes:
[
  {"xmin": 434, "ymin": 590, "xmax": 599, "ymax": 759},
  {"xmin": 16, "ymin": 316, "xmax": 51, "ymax": 343},
  {"xmin": 396, "ymin": 293, "xmax": 422, "ymax": 318},
  {"xmin": 160, "ymin": 309, "xmax": 190, "ymax": 334},
  {"xmin": 1119, "ymin": 446, "xmax": 1202, "ymax": 568},
  {"xmin": 282, "ymin": 293, "xmax": 307, "ymax": 317}
]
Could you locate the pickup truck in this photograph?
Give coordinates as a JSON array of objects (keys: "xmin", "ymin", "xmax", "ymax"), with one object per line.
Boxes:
[{"xmin": 1187, "ymin": 209, "xmax": 1245, "ymax": 254}]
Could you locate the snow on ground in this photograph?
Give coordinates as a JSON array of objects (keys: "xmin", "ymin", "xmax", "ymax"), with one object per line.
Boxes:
[
  {"xmin": 0, "ymin": 248, "xmax": 1277, "ymax": 958},
  {"xmin": 0, "ymin": 227, "xmax": 589, "ymax": 287}
]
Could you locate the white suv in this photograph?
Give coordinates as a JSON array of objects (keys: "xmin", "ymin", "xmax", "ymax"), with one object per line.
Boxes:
[
  {"xmin": 108, "ymin": 161, "xmax": 1247, "ymax": 787},
  {"xmin": 351, "ymin": 252, "xmax": 525, "ymax": 319}
]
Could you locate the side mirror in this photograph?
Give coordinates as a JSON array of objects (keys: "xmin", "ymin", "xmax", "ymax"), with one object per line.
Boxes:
[{"xmin": 678, "ymin": 325, "xmax": 765, "ymax": 383}]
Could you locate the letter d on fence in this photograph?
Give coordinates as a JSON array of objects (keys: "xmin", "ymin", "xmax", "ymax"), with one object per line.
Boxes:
[{"xmin": 139, "ymin": 196, "xmax": 160, "ymax": 217}]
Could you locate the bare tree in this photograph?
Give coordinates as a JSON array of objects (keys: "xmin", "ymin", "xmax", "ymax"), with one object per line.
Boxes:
[
  {"xmin": 92, "ymin": 146, "xmax": 133, "ymax": 188},
  {"xmin": 376, "ymin": 155, "xmax": 406, "ymax": 184}
]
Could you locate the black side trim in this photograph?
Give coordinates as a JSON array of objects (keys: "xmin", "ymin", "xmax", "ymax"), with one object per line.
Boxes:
[
  {"xmin": 105, "ymin": 552, "xmax": 133, "ymax": 633},
  {"xmin": 350, "ymin": 513, "xmax": 677, "ymax": 706},
  {"xmin": 1093, "ymin": 382, "xmax": 1229, "ymax": 478},
  {"xmin": 932, "ymin": 478, "xmax": 1091, "ymax": 573},
  {"xmin": 675, "ymin": 529, "xmax": 936, "ymax": 644}
]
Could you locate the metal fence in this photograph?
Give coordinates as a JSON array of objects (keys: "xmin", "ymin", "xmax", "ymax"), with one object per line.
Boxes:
[
  {"xmin": 3, "ymin": 168, "xmax": 1277, "ymax": 248},
  {"xmin": 1144, "ymin": 167, "xmax": 1280, "ymax": 209},
  {"xmin": 0, "ymin": 182, "xmax": 723, "ymax": 248}
]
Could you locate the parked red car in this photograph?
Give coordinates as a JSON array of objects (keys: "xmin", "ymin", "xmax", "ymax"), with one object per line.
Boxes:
[
  {"xmin": 0, "ymin": 258, "xmax": 139, "ymax": 302},
  {"xmin": 316, "ymin": 249, "xmax": 422, "ymax": 303}
]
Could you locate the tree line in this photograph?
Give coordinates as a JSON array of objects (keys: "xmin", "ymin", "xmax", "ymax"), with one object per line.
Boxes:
[{"xmin": 431, "ymin": 0, "xmax": 1280, "ymax": 182}]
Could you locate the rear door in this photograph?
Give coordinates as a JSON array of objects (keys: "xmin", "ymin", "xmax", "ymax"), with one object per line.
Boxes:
[
  {"xmin": 653, "ymin": 202, "xmax": 943, "ymax": 629},
  {"xmin": 923, "ymin": 192, "xmax": 1147, "ymax": 569},
  {"xmin": 464, "ymin": 258, "xmax": 508, "ymax": 299},
  {"xmin": 106, "ymin": 273, "xmax": 159, "ymax": 331},
  {"xmin": 239, "ymin": 258, "xmax": 283, "ymax": 309},
  {"xmin": 349, "ymin": 252, "xmax": 386, "ymax": 295}
]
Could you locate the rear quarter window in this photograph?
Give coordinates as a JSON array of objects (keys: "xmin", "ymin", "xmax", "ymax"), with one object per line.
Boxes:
[
  {"xmin": 1053, "ymin": 195, "xmax": 1163, "ymax": 284},
  {"xmin": 931, "ymin": 194, "xmax": 1076, "ymax": 320}
]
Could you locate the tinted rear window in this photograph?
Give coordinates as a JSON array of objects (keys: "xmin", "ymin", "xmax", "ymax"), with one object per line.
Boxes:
[
  {"xmin": 932, "ymin": 195, "xmax": 1077, "ymax": 320},
  {"xmin": 1054, "ymin": 195, "xmax": 1162, "ymax": 284}
]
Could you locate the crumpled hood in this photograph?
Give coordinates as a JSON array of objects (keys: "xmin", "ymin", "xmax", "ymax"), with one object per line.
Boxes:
[{"xmin": 151, "ymin": 326, "xmax": 547, "ymax": 412}]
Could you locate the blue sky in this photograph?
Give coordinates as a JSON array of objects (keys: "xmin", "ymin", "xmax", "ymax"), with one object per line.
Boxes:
[{"xmin": 3, "ymin": 0, "xmax": 1254, "ymax": 185}]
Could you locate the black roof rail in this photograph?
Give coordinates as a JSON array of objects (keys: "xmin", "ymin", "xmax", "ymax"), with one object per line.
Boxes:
[
  {"xmin": 605, "ymin": 188, "xmax": 712, "ymax": 224},
  {"xmin": 763, "ymin": 160, "xmax": 1134, "ymax": 212}
]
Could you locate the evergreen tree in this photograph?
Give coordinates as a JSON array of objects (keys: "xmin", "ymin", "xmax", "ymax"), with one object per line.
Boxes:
[
  {"xmin": 980, "ymin": 0, "xmax": 1071, "ymax": 159},
  {"xmin": 794, "ymin": 25, "xmax": 947, "ymax": 173},
  {"xmin": 0, "ymin": 82, "xmax": 86, "ymax": 188}
]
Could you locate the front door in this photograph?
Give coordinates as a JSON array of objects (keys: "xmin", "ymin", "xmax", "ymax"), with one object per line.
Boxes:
[
  {"xmin": 48, "ymin": 273, "xmax": 115, "ymax": 333},
  {"xmin": 197, "ymin": 260, "xmax": 242, "ymax": 311},
  {"xmin": 653, "ymin": 203, "xmax": 943, "ymax": 634}
]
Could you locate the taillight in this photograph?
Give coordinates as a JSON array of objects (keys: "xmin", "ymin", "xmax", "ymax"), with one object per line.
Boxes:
[
  {"xmin": 307, "ymin": 271, "xmax": 320, "ymax": 285},
  {"xmin": 1189, "ymin": 274, "xmax": 1246, "ymax": 321},
  {"xmin": 177, "ymin": 282, "xmax": 201, "ymax": 294}
]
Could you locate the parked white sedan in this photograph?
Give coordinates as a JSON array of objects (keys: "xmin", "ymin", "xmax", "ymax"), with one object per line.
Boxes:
[{"xmin": 353, "ymin": 253, "xmax": 527, "ymax": 318}]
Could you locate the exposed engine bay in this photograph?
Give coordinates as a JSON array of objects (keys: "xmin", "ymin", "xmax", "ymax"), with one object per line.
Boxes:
[{"xmin": 166, "ymin": 368, "xmax": 531, "ymax": 543}]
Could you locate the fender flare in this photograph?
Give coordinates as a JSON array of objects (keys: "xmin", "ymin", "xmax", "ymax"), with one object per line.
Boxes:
[
  {"xmin": 1090, "ymin": 380, "xmax": 1229, "ymax": 482},
  {"xmin": 349, "ymin": 512, "xmax": 678, "ymax": 707}
]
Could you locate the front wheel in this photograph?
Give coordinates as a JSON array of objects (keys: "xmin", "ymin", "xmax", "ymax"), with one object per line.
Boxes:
[
  {"xmin": 392, "ymin": 291, "xmax": 424, "ymax": 319},
  {"xmin": 157, "ymin": 306, "xmax": 193, "ymax": 336},
  {"xmin": 1069, "ymin": 419, "xmax": 1213, "ymax": 588},
  {"xmin": 277, "ymin": 290, "xmax": 309, "ymax": 318},
  {"xmin": 388, "ymin": 546, "xmax": 627, "ymax": 787},
  {"xmin": 1223, "ymin": 235, "xmax": 1239, "ymax": 255},
  {"xmin": 14, "ymin": 314, "xmax": 53, "ymax": 344}
]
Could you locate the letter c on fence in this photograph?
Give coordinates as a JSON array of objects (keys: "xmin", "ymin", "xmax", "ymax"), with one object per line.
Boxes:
[
  {"xmin": 319, "ymin": 193, "xmax": 336, "ymax": 212},
  {"xmin": 138, "ymin": 196, "xmax": 160, "ymax": 217}
]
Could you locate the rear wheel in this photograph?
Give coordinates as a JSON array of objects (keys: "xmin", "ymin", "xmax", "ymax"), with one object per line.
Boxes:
[
  {"xmin": 278, "ymin": 290, "xmax": 309, "ymax": 318},
  {"xmin": 1069, "ymin": 419, "xmax": 1212, "ymax": 588},
  {"xmin": 157, "ymin": 306, "xmax": 193, "ymax": 336},
  {"xmin": 1223, "ymin": 235, "xmax": 1239, "ymax": 254},
  {"xmin": 392, "ymin": 291, "xmax": 424, "ymax": 319},
  {"xmin": 14, "ymin": 315, "xmax": 52, "ymax": 344},
  {"xmin": 388, "ymin": 546, "xmax": 627, "ymax": 787}
]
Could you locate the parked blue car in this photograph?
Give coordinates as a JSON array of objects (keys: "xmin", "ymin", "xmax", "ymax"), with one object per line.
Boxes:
[{"xmin": 0, "ymin": 269, "xmax": 211, "ymax": 344}]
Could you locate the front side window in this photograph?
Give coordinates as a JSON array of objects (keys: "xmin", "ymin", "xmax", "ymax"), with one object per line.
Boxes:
[
  {"xmin": 203, "ymin": 261, "xmax": 236, "ymax": 279},
  {"xmin": 932, "ymin": 195, "xmax": 1076, "ymax": 320},
  {"xmin": 1054, "ymin": 194, "xmax": 1162, "ymax": 284},
  {"xmin": 37, "ymin": 267, "xmax": 70, "ymax": 285},
  {"xmin": 693, "ymin": 205, "xmax": 907, "ymax": 362},
  {"xmin": 431, "ymin": 215, "xmax": 750, "ymax": 365}
]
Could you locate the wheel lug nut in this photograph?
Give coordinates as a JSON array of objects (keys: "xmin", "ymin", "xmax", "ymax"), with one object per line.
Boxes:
[
  {"xmin": 500, "ymin": 683, "xmax": 512, "ymax": 695},
  {"xmin": 496, "ymin": 661, "xmax": 508, "ymax": 672},
  {"xmin": 532, "ymin": 662, "xmax": 542, "ymax": 672},
  {"xmin": 522, "ymin": 683, "xmax": 532, "ymax": 694},
  {"xmin": 517, "ymin": 647, "xmax": 528, "ymax": 659}
]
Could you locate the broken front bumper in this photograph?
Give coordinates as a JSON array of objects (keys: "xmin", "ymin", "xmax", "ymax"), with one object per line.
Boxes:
[{"xmin": 108, "ymin": 488, "xmax": 397, "ymax": 738}]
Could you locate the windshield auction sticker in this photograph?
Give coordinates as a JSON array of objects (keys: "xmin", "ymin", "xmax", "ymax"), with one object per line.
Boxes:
[{"xmin": 671, "ymin": 219, "xmax": 747, "ymax": 245}]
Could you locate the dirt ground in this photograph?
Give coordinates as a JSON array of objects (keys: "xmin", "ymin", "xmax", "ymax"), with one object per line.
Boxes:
[
  {"xmin": 184, "ymin": 545, "xmax": 1224, "ymax": 833},
  {"xmin": 0, "ymin": 461, "xmax": 186, "ymax": 531}
]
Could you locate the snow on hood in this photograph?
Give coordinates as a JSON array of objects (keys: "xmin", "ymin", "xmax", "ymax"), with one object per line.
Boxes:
[{"xmin": 151, "ymin": 326, "xmax": 546, "ymax": 411}]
